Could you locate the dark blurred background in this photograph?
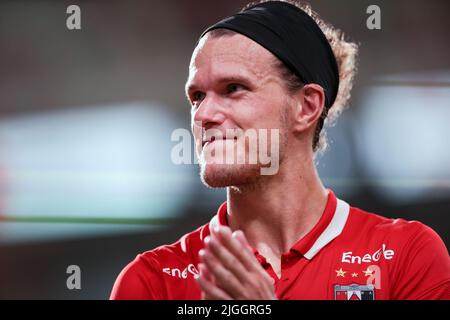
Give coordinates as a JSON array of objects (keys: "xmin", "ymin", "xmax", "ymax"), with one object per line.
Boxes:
[{"xmin": 0, "ymin": 0, "xmax": 449, "ymax": 299}]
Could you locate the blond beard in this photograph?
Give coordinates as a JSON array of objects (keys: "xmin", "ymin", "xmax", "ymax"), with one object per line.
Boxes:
[
  {"xmin": 199, "ymin": 134, "xmax": 288, "ymax": 190},
  {"xmin": 197, "ymin": 106, "xmax": 290, "ymax": 190},
  {"xmin": 199, "ymin": 162, "xmax": 262, "ymax": 189}
]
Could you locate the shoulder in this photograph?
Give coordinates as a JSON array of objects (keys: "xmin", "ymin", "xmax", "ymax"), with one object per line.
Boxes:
[
  {"xmin": 110, "ymin": 223, "xmax": 208, "ymax": 300},
  {"xmin": 344, "ymin": 205, "xmax": 450, "ymax": 299},
  {"xmin": 346, "ymin": 205, "xmax": 447, "ymax": 249}
]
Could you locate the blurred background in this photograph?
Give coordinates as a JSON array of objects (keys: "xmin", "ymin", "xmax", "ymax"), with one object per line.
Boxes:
[{"xmin": 0, "ymin": 0, "xmax": 449, "ymax": 299}]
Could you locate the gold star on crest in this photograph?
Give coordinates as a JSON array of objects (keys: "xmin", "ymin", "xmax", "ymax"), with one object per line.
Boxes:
[
  {"xmin": 351, "ymin": 272, "xmax": 358, "ymax": 277},
  {"xmin": 363, "ymin": 267, "xmax": 374, "ymax": 276},
  {"xmin": 335, "ymin": 268, "xmax": 346, "ymax": 277}
]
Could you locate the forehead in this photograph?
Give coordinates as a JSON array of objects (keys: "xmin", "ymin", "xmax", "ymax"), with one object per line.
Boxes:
[{"xmin": 187, "ymin": 33, "xmax": 277, "ymax": 85}]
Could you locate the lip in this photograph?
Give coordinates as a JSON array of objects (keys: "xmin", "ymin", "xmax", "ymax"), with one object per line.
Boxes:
[
  {"xmin": 202, "ymin": 137, "xmax": 238, "ymax": 148},
  {"xmin": 202, "ymin": 136, "xmax": 216, "ymax": 147}
]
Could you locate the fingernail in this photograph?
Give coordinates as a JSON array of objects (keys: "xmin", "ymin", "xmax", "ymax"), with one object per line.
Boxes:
[
  {"xmin": 233, "ymin": 230, "xmax": 244, "ymax": 237},
  {"xmin": 204, "ymin": 236, "xmax": 210, "ymax": 245}
]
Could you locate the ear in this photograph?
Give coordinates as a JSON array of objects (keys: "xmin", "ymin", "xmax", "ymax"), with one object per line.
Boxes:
[{"xmin": 291, "ymin": 84, "xmax": 326, "ymax": 133}]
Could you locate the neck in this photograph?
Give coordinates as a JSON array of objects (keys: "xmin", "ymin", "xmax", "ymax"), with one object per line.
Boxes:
[{"xmin": 226, "ymin": 151, "xmax": 328, "ymax": 260}]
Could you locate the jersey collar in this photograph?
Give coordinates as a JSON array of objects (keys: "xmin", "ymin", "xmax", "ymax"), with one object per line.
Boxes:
[{"xmin": 209, "ymin": 190, "xmax": 350, "ymax": 260}]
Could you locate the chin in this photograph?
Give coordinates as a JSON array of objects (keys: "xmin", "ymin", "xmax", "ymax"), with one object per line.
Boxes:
[{"xmin": 199, "ymin": 162, "xmax": 261, "ymax": 188}]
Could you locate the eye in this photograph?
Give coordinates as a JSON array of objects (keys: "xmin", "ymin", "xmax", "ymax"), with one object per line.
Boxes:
[
  {"xmin": 191, "ymin": 91, "xmax": 206, "ymax": 104},
  {"xmin": 226, "ymin": 83, "xmax": 246, "ymax": 94}
]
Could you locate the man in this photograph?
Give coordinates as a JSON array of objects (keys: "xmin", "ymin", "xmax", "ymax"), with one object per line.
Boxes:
[{"xmin": 111, "ymin": 0, "xmax": 450, "ymax": 300}]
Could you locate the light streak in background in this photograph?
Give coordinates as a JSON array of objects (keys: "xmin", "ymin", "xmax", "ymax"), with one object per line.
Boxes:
[{"xmin": 0, "ymin": 102, "xmax": 196, "ymax": 243}]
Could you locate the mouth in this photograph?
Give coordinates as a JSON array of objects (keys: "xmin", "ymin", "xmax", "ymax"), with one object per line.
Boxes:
[
  {"xmin": 202, "ymin": 136, "xmax": 238, "ymax": 148},
  {"xmin": 202, "ymin": 136, "xmax": 216, "ymax": 148}
]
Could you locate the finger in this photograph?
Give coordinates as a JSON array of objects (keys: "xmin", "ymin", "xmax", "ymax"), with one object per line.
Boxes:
[
  {"xmin": 233, "ymin": 230, "xmax": 250, "ymax": 248},
  {"xmin": 200, "ymin": 248, "xmax": 244, "ymax": 299},
  {"xmin": 232, "ymin": 230, "xmax": 271, "ymax": 277},
  {"xmin": 198, "ymin": 263, "xmax": 215, "ymax": 300},
  {"xmin": 198, "ymin": 262, "xmax": 214, "ymax": 283},
  {"xmin": 208, "ymin": 231, "xmax": 277, "ymax": 300},
  {"xmin": 215, "ymin": 226, "xmax": 261, "ymax": 272},
  {"xmin": 195, "ymin": 272, "xmax": 231, "ymax": 300},
  {"xmin": 233, "ymin": 231, "xmax": 276, "ymax": 286},
  {"xmin": 205, "ymin": 235, "xmax": 249, "ymax": 284},
  {"xmin": 214, "ymin": 227, "xmax": 275, "ymax": 289}
]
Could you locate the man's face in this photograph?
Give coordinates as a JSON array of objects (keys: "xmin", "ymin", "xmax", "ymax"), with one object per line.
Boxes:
[{"xmin": 185, "ymin": 33, "xmax": 291, "ymax": 188}]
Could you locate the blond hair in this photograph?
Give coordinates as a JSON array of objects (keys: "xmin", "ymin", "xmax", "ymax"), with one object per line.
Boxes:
[{"xmin": 243, "ymin": 0, "xmax": 359, "ymax": 153}]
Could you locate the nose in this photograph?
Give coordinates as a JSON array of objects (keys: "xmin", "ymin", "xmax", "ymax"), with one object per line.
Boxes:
[{"xmin": 192, "ymin": 93, "xmax": 225, "ymax": 130}]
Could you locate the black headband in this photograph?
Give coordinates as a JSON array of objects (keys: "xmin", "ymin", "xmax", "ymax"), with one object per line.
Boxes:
[{"xmin": 201, "ymin": 1, "xmax": 339, "ymax": 108}]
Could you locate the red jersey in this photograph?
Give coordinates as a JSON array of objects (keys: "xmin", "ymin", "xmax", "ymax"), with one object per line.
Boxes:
[{"xmin": 111, "ymin": 191, "xmax": 450, "ymax": 300}]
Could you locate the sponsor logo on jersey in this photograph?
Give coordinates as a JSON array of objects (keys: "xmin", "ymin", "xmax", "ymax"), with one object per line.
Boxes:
[
  {"xmin": 341, "ymin": 244, "xmax": 394, "ymax": 264},
  {"xmin": 162, "ymin": 264, "xmax": 199, "ymax": 279}
]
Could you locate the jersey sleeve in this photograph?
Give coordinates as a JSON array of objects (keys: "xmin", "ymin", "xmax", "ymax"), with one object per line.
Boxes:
[
  {"xmin": 391, "ymin": 222, "xmax": 450, "ymax": 300},
  {"xmin": 110, "ymin": 253, "xmax": 165, "ymax": 300}
]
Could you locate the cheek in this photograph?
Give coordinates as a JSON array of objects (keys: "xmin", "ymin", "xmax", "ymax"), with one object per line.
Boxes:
[
  {"xmin": 239, "ymin": 95, "xmax": 286, "ymax": 130},
  {"xmin": 191, "ymin": 118, "xmax": 203, "ymax": 144},
  {"xmin": 192, "ymin": 126, "xmax": 202, "ymax": 141}
]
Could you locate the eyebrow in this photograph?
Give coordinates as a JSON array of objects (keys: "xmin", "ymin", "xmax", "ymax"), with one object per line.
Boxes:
[{"xmin": 185, "ymin": 75, "xmax": 253, "ymax": 97}]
